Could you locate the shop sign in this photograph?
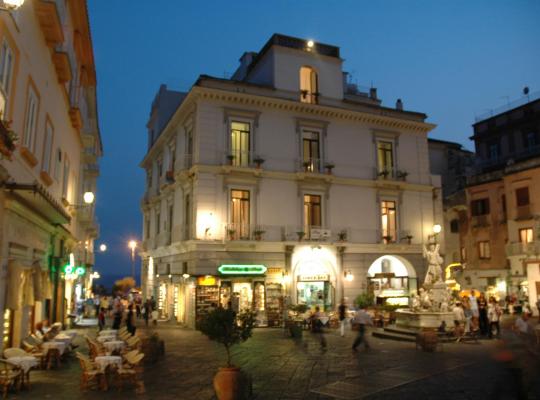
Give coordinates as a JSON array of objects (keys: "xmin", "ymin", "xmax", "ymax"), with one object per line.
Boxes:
[
  {"xmin": 197, "ymin": 276, "xmax": 217, "ymax": 286},
  {"xmin": 62, "ymin": 264, "xmax": 86, "ymax": 276},
  {"xmin": 218, "ymin": 265, "xmax": 267, "ymax": 275},
  {"xmin": 298, "ymin": 274, "xmax": 329, "ymax": 282},
  {"xmin": 266, "ymin": 267, "xmax": 283, "ymax": 275}
]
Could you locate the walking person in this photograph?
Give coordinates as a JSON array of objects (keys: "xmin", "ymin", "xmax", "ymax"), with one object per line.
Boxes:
[
  {"xmin": 338, "ymin": 299, "xmax": 347, "ymax": 337},
  {"xmin": 477, "ymin": 292, "xmax": 489, "ymax": 336},
  {"xmin": 143, "ymin": 300, "xmax": 150, "ymax": 327},
  {"xmin": 126, "ymin": 304, "xmax": 136, "ymax": 336},
  {"xmin": 310, "ymin": 306, "xmax": 327, "ymax": 349},
  {"xmin": 98, "ymin": 307, "xmax": 106, "ymax": 331},
  {"xmin": 352, "ymin": 306, "xmax": 373, "ymax": 352},
  {"xmin": 488, "ymin": 297, "xmax": 501, "ymax": 338}
]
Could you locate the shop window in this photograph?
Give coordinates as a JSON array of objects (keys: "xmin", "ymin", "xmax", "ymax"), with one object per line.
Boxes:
[
  {"xmin": 230, "ymin": 189, "xmax": 250, "ymax": 239},
  {"xmin": 478, "ymin": 241, "xmax": 491, "ymax": 259},
  {"xmin": 297, "ymin": 281, "xmax": 333, "ymax": 310},
  {"xmin": 303, "ymin": 194, "xmax": 321, "ymax": 236},
  {"xmin": 516, "ymin": 187, "xmax": 530, "ymax": 207},
  {"xmin": 377, "ymin": 141, "xmax": 394, "ymax": 177},
  {"xmin": 230, "ymin": 121, "xmax": 250, "ymax": 167},
  {"xmin": 519, "ymin": 228, "xmax": 533, "ymax": 244},
  {"xmin": 470, "ymin": 198, "xmax": 489, "ymax": 216},
  {"xmin": 299, "ymin": 66, "xmax": 318, "ymax": 104},
  {"xmin": 381, "ymin": 200, "xmax": 397, "ymax": 243},
  {"xmin": 302, "ymin": 129, "xmax": 321, "ymax": 172},
  {"xmin": 450, "ymin": 219, "xmax": 459, "ymax": 233}
]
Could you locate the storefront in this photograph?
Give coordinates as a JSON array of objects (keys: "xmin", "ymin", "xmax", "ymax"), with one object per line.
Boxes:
[
  {"xmin": 367, "ymin": 255, "xmax": 417, "ymax": 306},
  {"xmin": 296, "ymin": 274, "xmax": 333, "ymax": 310},
  {"xmin": 194, "ymin": 265, "xmax": 285, "ymax": 328}
]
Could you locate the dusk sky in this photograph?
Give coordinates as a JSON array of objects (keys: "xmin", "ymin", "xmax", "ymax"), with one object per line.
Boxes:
[{"xmin": 88, "ymin": 1, "xmax": 540, "ymax": 287}]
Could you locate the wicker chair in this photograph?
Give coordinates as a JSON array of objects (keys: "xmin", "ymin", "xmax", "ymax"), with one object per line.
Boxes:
[
  {"xmin": 117, "ymin": 352, "xmax": 144, "ymax": 393},
  {"xmin": 21, "ymin": 341, "xmax": 46, "ymax": 369},
  {"xmin": 75, "ymin": 352, "xmax": 102, "ymax": 391},
  {"xmin": 0, "ymin": 359, "xmax": 22, "ymax": 399}
]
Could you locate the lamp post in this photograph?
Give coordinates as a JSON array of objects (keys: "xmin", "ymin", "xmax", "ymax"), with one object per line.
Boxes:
[
  {"xmin": 128, "ymin": 240, "xmax": 137, "ymax": 281},
  {"xmin": 428, "ymin": 224, "xmax": 442, "ymax": 243},
  {"xmin": 0, "ymin": 0, "xmax": 25, "ymax": 11}
]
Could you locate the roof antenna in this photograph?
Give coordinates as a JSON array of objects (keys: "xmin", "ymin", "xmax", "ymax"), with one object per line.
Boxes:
[{"xmin": 523, "ymin": 86, "xmax": 530, "ymax": 102}]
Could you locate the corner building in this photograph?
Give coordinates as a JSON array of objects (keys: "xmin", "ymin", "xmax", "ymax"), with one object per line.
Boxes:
[{"xmin": 140, "ymin": 35, "xmax": 442, "ymax": 328}]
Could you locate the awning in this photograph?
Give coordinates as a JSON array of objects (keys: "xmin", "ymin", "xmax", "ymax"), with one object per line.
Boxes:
[{"xmin": 3, "ymin": 182, "xmax": 70, "ymax": 224}]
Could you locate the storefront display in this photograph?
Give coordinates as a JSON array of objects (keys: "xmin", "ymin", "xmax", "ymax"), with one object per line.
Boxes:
[
  {"xmin": 296, "ymin": 274, "xmax": 333, "ymax": 310},
  {"xmin": 266, "ymin": 283, "xmax": 283, "ymax": 327},
  {"xmin": 367, "ymin": 256, "xmax": 418, "ymax": 306}
]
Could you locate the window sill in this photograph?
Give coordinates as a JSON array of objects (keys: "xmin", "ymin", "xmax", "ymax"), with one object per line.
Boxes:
[
  {"xmin": 40, "ymin": 170, "xmax": 53, "ymax": 186},
  {"xmin": 20, "ymin": 146, "xmax": 38, "ymax": 167}
]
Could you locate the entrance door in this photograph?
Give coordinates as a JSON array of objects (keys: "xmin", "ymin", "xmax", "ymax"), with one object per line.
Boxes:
[{"xmin": 233, "ymin": 282, "xmax": 252, "ymax": 312}]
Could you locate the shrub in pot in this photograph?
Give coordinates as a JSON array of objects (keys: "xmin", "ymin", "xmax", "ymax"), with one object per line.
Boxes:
[{"xmin": 199, "ymin": 308, "xmax": 255, "ymax": 400}]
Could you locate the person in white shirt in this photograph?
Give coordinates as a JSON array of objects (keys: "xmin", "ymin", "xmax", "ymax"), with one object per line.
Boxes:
[
  {"xmin": 469, "ymin": 289, "xmax": 479, "ymax": 318},
  {"xmin": 514, "ymin": 312, "xmax": 532, "ymax": 335},
  {"xmin": 352, "ymin": 307, "xmax": 373, "ymax": 351},
  {"xmin": 487, "ymin": 297, "xmax": 502, "ymax": 338}
]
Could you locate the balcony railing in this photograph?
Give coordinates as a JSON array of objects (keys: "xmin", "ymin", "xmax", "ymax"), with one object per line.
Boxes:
[
  {"xmin": 506, "ymin": 241, "xmax": 540, "ymax": 257},
  {"xmin": 373, "ymin": 167, "xmax": 409, "ymax": 181},
  {"xmin": 515, "ymin": 204, "xmax": 533, "ymax": 220},
  {"xmin": 471, "ymin": 215, "xmax": 490, "ymax": 228},
  {"xmin": 298, "ymin": 158, "xmax": 323, "ymax": 173}
]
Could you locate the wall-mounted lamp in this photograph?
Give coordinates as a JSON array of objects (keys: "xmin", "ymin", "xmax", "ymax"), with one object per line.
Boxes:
[
  {"xmin": 344, "ymin": 270, "xmax": 354, "ymax": 282},
  {"xmin": 182, "ymin": 273, "xmax": 190, "ymax": 279}
]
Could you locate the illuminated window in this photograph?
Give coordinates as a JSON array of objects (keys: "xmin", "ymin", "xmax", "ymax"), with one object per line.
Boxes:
[
  {"xmin": 23, "ymin": 84, "xmax": 39, "ymax": 152},
  {"xmin": 478, "ymin": 241, "xmax": 491, "ymax": 259},
  {"xmin": 377, "ymin": 141, "xmax": 394, "ymax": 176},
  {"xmin": 302, "ymin": 130, "xmax": 320, "ymax": 172},
  {"xmin": 461, "ymin": 247, "xmax": 467, "ymax": 262},
  {"xmin": 303, "ymin": 194, "xmax": 321, "ymax": 235},
  {"xmin": 299, "ymin": 66, "xmax": 318, "ymax": 104},
  {"xmin": 381, "ymin": 200, "xmax": 397, "ymax": 243},
  {"xmin": 0, "ymin": 40, "xmax": 14, "ymax": 116},
  {"xmin": 230, "ymin": 190, "xmax": 250, "ymax": 239},
  {"xmin": 519, "ymin": 228, "xmax": 533, "ymax": 244},
  {"xmin": 230, "ymin": 121, "xmax": 250, "ymax": 167}
]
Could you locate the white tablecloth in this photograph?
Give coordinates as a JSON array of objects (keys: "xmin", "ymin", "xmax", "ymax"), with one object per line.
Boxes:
[
  {"xmin": 7, "ymin": 356, "xmax": 38, "ymax": 373},
  {"xmin": 103, "ymin": 340, "xmax": 125, "ymax": 353},
  {"xmin": 42, "ymin": 341, "xmax": 66, "ymax": 355},
  {"xmin": 99, "ymin": 329, "xmax": 117, "ymax": 336},
  {"xmin": 53, "ymin": 334, "xmax": 73, "ymax": 346},
  {"xmin": 62, "ymin": 330, "xmax": 78, "ymax": 339},
  {"xmin": 96, "ymin": 335, "xmax": 117, "ymax": 343},
  {"xmin": 94, "ymin": 356, "xmax": 122, "ymax": 372}
]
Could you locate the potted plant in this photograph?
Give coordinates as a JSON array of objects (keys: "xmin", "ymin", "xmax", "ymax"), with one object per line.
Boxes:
[
  {"xmin": 0, "ymin": 120, "xmax": 18, "ymax": 160},
  {"xmin": 296, "ymin": 231, "xmax": 305, "ymax": 241},
  {"xmin": 253, "ymin": 229, "xmax": 265, "ymax": 241},
  {"xmin": 397, "ymin": 170, "xmax": 408, "ymax": 181},
  {"xmin": 382, "ymin": 235, "xmax": 393, "ymax": 244},
  {"xmin": 337, "ymin": 230, "xmax": 347, "ymax": 242},
  {"xmin": 405, "ymin": 234, "xmax": 413, "ymax": 244},
  {"xmin": 199, "ymin": 308, "xmax": 255, "ymax": 400},
  {"xmin": 286, "ymin": 304, "xmax": 308, "ymax": 339},
  {"xmin": 324, "ymin": 162, "xmax": 335, "ymax": 175},
  {"xmin": 227, "ymin": 228, "xmax": 236, "ymax": 240},
  {"xmin": 378, "ymin": 169, "xmax": 390, "ymax": 179},
  {"xmin": 253, "ymin": 156, "xmax": 265, "ymax": 169},
  {"xmin": 226, "ymin": 154, "xmax": 235, "ymax": 165},
  {"xmin": 355, "ymin": 293, "xmax": 375, "ymax": 310},
  {"xmin": 302, "ymin": 161, "xmax": 311, "ymax": 172}
]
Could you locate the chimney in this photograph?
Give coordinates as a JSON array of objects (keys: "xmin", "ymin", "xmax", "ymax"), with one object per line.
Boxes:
[
  {"xmin": 231, "ymin": 52, "xmax": 257, "ymax": 81},
  {"xmin": 369, "ymin": 87, "xmax": 377, "ymax": 100},
  {"xmin": 396, "ymin": 98, "xmax": 403, "ymax": 111}
]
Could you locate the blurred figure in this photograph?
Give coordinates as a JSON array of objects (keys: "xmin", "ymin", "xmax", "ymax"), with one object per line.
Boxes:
[
  {"xmin": 126, "ymin": 304, "xmax": 136, "ymax": 336},
  {"xmin": 338, "ymin": 299, "xmax": 347, "ymax": 337},
  {"xmin": 478, "ymin": 292, "xmax": 489, "ymax": 336},
  {"xmin": 488, "ymin": 297, "xmax": 502, "ymax": 338},
  {"xmin": 352, "ymin": 305, "xmax": 372, "ymax": 352},
  {"xmin": 310, "ymin": 306, "xmax": 327, "ymax": 349},
  {"xmin": 98, "ymin": 307, "xmax": 106, "ymax": 331}
]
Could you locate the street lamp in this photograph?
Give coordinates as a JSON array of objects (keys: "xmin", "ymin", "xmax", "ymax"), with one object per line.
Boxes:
[
  {"xmin": 83, "ymin": 191, "xmax": 95, "ymax": 205},
  {"xmin": 99, "ymin": 244, "xmax": 107, "ymax": 252},
  {"xmin": 428, "ymin": 224, "xmax": 442, "ymax": 243},
  {"xmin": 0, "ymin": 0, "xmax": 25, "ymax": 11},
  {"xmin": 128, "ymin": 240, "xmax": 137, "ymax": 281}
]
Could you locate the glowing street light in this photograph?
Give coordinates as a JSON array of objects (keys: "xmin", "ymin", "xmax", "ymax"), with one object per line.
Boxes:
[
  {"xmin": 128, "ymin": 240, "xmax": 137, "ymax": 280},
  {"xmin": 99, "ymin": 244, "xmax": 107, "ymax": 252},
  {"xmin": 432, "ymin": 224, "xmax": 442, "ymax": 234},
  {"xmin": 83, "ymin": 191, "xmax": 95, "ymax": 204},
  {"xmin": 307, "ymin": 40, "xmax": 314, "ymax": 48},
  {"xmin": 1, "ymin": 0, "xmax": 25, "ymax": 10}
]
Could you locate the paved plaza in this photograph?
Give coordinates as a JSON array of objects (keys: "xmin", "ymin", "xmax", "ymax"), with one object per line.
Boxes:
[{"xmin": 7, "ymin": 319, "xmax": 540, "ymax": 400}]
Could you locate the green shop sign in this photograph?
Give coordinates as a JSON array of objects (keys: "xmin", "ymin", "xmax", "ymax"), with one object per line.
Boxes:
[
  {"xmin": 218, "ymin": 265, "xmax": 267, "ymax": 275},
  {"xmin": 62, "ymin": 264, "xmax": 86, "ymax": 276}
]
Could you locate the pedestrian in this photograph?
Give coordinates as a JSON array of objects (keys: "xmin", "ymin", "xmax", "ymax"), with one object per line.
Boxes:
[
  {"xmin": 477, "ymin": 292, "xmax": 489, "ymax": 336},
  {"xmin": 151, "ymin": 308, "xmax": 159, "ymax": 326},
  {"xmin": 126, "ymin": 304, "xmax": 136, "ymax": 336},
  {"xmin": 142, "ymin": 300, "xmax": 150, "ymax": 327},
  {"xmin": 101, "ymin": 296, "xmax": 109, "ymax": 316},
  {"xmin": 98, "ymin": 307, "xmax": 106, "ymax": 331},
  {"xmin": 310, "ymin": 306, "xmax": 327, "ymax": 349},
  {"xmin": 487, "ymin": 297, "xmax": 501, "ymax": 338},
  {"xmin": 338, "ymin": 299, "xmax": 347, "ymax": 337},
  {"xmin": 150, "ymin": 296, "xmax": 157, "ymax": 311},
  {"xmin": 112, "ymin": 297, "xmax": 123, "ymax": 330},
  {"xmin": 469, "ymin": 289, "xmax": 479, "ymax": 318},
  {"xmin": 136, "ymin": 298, "xmax": 142, "ymax": 319},
  {"xmin": 462, "ymin": 296, "xmax": 472, "ymax": 333},
  {"xmin": 352, "ymin": 306, "xmax": 373, "ymax": 352}
]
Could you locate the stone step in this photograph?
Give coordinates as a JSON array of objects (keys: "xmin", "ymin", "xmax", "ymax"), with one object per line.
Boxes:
[
  {"xmin": 384, "ymin": 325, "xmax": 451, "ymax": 338},
  {"xmin": 373, "ymin": 328, "xmax": 457, "ymax": 343}
]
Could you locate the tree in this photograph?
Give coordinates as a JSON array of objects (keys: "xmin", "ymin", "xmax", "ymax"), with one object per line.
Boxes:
[{"xmin": 112, "ymin": 276, "xmax": 136, "ymax": 295}]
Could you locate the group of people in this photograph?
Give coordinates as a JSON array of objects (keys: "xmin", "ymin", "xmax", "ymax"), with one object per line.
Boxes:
[
  {"xmin": 97, "ymin": 295, "xmax": 160, "ymax": 334},
  {"xmin": 451, "ymin": 290, "xmax": 503, "ymax": 339}
]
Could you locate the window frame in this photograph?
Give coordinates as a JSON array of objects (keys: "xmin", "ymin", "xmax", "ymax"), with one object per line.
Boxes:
[
  {"xmin": 299, "ymin": 66, "xmax": 319, "ymax": 104},
  {"xmin": 41, "ymin": 117, "xmax": 54, "ymax": 176},
  {"xmin": 380, "ymin": 199, "xmax": 398, "ymax": 243},
  {"xmin": 377, "ymin": 140, "xmax": 395, "ymax": 175},
  {"xmin": 519, "ymin": 228, "xmax": 533, "ymax": 244},
  {"xmin": 229, "ymin": 119, "xmax": 251, "ymax": 167},
  {"xmin": 515, "ymin": 187, "xmax": 530, "ymax": 207},
  {"xmin": 470, "ymin": 198, "xmax": 490, "ymax": 216},
  {"xmin": 0, "ymin": 39, "xmax": 14, "ymax": 117},
  {"xmin": 229, "ymin": 188, "xmax": 251, "ymax": 239},
  {"xmin": 61, "ymin": 155, "xmax": 70, "ymax": 201},
  {"xmin": 22, "ymin": 81, "xmax": 40, "ymax": 153},
  {"xmin": 478, "ymin": 241, "xmax": 491, "ymax": 259},
  {"xmin": 301, "ymin": 128, "xmax": 322, "ymax": 172}
]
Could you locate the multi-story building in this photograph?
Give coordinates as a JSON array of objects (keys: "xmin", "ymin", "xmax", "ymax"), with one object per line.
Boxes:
[
  {"xmin": 140, "ymin": 34, "xmax": 442, "ymax": 328},
  {"xmin": 428, "ymin": 138, "xmax": 474, "ymax": 284},
  {"xmin": 460, "ymin": 93, "xmax": 540, "ymax": 312},
  {"xmin": 0, "ymin": 0, "xmax": 102, "ymax": 350}
]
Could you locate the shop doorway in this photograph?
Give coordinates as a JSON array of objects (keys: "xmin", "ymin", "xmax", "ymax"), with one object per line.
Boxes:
[
  {"xmin": 296, "ymin": 280, "xmax": 333, "ymax": 310},
  {"xmin": 367, "ymin": 255, "xmax": 417, "ymax": 306}
]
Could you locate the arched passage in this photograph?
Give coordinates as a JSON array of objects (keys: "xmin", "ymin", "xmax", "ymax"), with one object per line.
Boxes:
[{"xmin": 367, "ymin": 255, "xmax": 418, "ymax": 306}]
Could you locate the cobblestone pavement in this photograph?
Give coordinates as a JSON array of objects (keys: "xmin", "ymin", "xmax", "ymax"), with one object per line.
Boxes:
[{"xmin": 7, "ymin": 320, "xmax": 540, "ymax": 400}]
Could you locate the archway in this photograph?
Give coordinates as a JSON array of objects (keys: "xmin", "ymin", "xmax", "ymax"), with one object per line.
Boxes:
[{"xmin": 367, "ymin": 255, "xmax": 418, "ymax": 306}]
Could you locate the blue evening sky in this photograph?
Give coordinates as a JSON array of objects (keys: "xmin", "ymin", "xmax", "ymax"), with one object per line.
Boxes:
[{"xmin": 87, "ymin": 0, "xmax": 540, "ymax": 287}]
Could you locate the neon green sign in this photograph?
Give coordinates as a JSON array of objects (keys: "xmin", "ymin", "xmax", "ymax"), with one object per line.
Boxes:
[
  {"xmin": 62, "ymin": 264, "xmax": 86, "ymax": 276},
  {"xmin": 218, "ymin": 265, "xmax": 267, "ymax": 275}
]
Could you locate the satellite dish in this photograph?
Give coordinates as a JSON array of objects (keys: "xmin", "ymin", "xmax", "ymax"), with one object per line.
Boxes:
[{"xmin": 523, "ymin": 86, "xmax": 530, "ymax": 95}]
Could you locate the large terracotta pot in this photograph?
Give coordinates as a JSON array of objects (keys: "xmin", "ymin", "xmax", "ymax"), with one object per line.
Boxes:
[{"xmin": 213, "ymin": 367, "xmax": 243, "ymax": 400}]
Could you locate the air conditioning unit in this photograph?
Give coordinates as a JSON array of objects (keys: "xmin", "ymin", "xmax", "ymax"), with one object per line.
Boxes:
[{"xmin": 310, "ymin": 228, "xmax": 331, "ymax": 240}]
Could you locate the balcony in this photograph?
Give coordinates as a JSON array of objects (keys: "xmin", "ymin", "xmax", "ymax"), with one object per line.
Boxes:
[
  {"xmin": 52, "ymin": 50, "xmax": 72, "ymax": 84},
  {"xmin": 84, "ymin": 163, "xmax": 100, "ymax": 176},
  {"xmin": 35, "ymin": 0, "xmax": 64, "ymax": 47},
  {"xmin": 374, "ymin": 167, "xmax": 409, "ymax": 182},
  {"xmin": 222, "ymin": 151, "xmax": 265, "ymax": 169},
  {"xmin": 471, "ymin": 215, "xmax": 490, "ymax": 228},
  {"xmin": 69, "ymin": 107, "xmax": 82, "ymax": 130},
  {"xmin": 515, "ymin": 204, "xmax": 533, "ymax": 221},
  {"xmin": 506, "ymin": 241, "xmax": 540, "ymax": 257}
]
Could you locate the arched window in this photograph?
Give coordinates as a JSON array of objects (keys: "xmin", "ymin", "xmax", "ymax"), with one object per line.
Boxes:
[{"xmin": 299, "ymin": 66, "xmax": 318, "ymax": 104}]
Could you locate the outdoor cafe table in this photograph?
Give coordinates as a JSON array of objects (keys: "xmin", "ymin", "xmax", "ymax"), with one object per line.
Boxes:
[
  {"xmin": 52, "ymin": 333, "xmax": 73, "ymax": 346},
  {"xmin": 94, "ymin": 355, "xmax": 122, "ymax": 372},
  {"xmin": 99, "ymin": 329, "xmax": 117, "ymax": 336},
  {"xmin": 103, "ymin": 340, "xmax": 125, "ymax": 353},
  {"xmin": 62, "ymin": 330, "xmax": 78, "ymax": 339},
  {"xmin": 6, "ymin": 356, "xmax": 38, "ymax": 387},
  {"xmin": 42, "ymin": 341, "xmax": 66, "ymax": 355},
  {"xmin": 96, "ymin": 335, "xmax": 117, "ymax": 343}
]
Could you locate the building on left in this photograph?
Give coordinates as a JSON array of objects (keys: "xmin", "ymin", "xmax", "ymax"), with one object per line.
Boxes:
[{"xmin": 0, "ymin": 0, "xmax": 102, "ymax": 351}]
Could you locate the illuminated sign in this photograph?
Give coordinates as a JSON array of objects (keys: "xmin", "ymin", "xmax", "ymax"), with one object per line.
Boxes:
[
  {"xmin": 62, "ymin": 264, "xmax": 86, "ymax": 276},
  {"xmin": 197, "ymin": 276, "xmax": 217, "ymax": 286},
  {"xmin": 298, "ymin": 274, "xmax": 329, "ymax": 282},
  {"xmin": 218, "ymin": 265, "xmax": 267, "ymax": 275}
]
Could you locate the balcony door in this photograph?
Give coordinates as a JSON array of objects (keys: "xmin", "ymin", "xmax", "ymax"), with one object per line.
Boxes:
[
  {"xmin": 381, "ymin": 200, "xmax": 397, "ymax": 243},
  {"xmin": 302, "ymin": 130, "xmax": 320, "ymax": 172},
  {"xmin": 230, "ymin": 121, "xmax": 250, "ymax": 167},
  {"xmin": 304, "ymin": 194, "xmax": 321, "ymax": 237},
  {"xmin": 231, "ymin": 189, "xmax": 250, "ymax": 239}
]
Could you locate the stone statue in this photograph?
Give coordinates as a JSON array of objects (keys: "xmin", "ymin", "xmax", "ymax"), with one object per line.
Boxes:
[
  {"xmin": 410, "ymin": 292, "xmax": 421, "ymax": 312},
  {"xmin": 423, "ymin": 243, "xmax": 444, "ymax": 285},
  {"xmin": 418, "ymin": 288, "xmax": 432, "ymax": 310}
]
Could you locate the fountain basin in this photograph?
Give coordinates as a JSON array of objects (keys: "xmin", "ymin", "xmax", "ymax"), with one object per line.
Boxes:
[{"xmin": 395, "ymin": 309, "xmax": 455, "ymax": 329}]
